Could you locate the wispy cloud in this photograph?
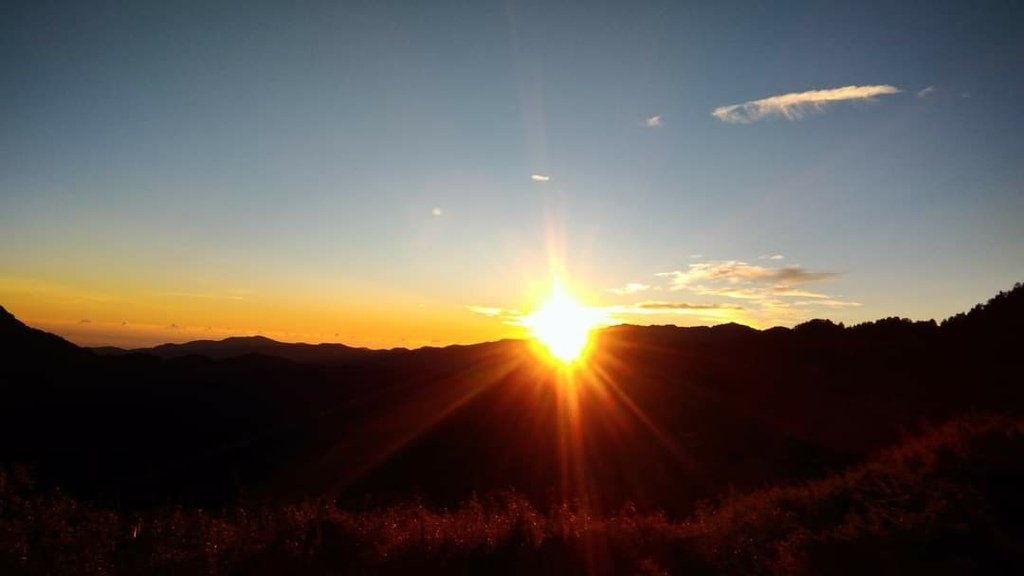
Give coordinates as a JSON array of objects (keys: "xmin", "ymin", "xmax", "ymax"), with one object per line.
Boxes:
[
  {"xmin": 605, "ymin": 300, "xmax": 744, "ymax": 325},
  {"xmin": 629, "ymin": 301, "xmax": 742, "ymax": 311},
  {"xmin": 793, "ymin": 298, "xmax": 862, "ymax": 308},
  {"xmin": 530, "ymin": 174, "xmax": 550, "ymax": 182},
  {"xmin": 771, "ymin": 288, "xmax": 830, "ymax": 299},
  {"xmin": 712, "ymin": 84, "xmax": 901, "ymax": 124},
  {"xmin": 613, "ymin": 258, "xmax": 859, "ymax": 327},
  {"xmin": 772, "ymin": 266, "xmax": 837, "ymax": 285},
  {"xmin": 657, "ymin": 261, "xmax": 837, "ymax": 290},
  {"xmin": 469, "ymin": 257, "xmax": 858, "ymax": 332},
  {"xmin": 606, "ymin": 282, "xmax": 651, "ymax": 295},
  {"xmin": 917, "ymin": 86, "xmax": 936, "ymax": 98},
  {"xmin": 466, "ymin": 305, "xmax": 525, "ymax": 326},
  {"xmin": 466, "ymin": 306, "xmax": 505, "ymax": 317},
  {"xmin": 645, "ymin": 114, "xmax": 663, "ymax": 128}
]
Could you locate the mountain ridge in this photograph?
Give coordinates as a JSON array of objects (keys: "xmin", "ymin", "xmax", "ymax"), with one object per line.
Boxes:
[
  {"xmin": 0, "ymin": 284, "xmax": 1021, "ymax": 511},
  {"xmin": 4, "ymin": 281, "xmax": 1022, "ymax": 366}
]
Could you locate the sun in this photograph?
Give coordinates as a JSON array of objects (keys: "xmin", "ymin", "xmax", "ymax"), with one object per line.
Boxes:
[{"xmin": 523, "ymin": 281, "xmax": 603, "ymax": 364}]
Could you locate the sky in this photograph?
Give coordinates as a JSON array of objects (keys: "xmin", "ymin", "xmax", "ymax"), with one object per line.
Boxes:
[{"xmin": 1, "ymin": 0, "xmax": 1022, "ymax": 348}]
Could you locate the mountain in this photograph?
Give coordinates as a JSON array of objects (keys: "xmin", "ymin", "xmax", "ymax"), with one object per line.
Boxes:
[
  {"xmin": 95, "ymin": 335, "xmax": 379, "ymax": 365},
  {"xmin": 0, "ymin": 305, "xmax": 82, "ymax": 357},
  {"xmin": 943, "ymin": 281, "xmax": 1024, "ymax": 333},
  {"xmin": 0, "ymin": 305, "xmax": 92, "ymax": 376},
  {"xmin": 0, "ymin": 284, "xmax": 1021, "ymax": 514},
  {"xmin": 92, "ymin": 324, "xmax": 760, "ymax": 365}
]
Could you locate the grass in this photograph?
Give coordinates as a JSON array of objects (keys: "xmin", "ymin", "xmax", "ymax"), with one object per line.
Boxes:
[{"xmin": 3, "ymin": 413, "xmax": 1023, "ymax": 574}]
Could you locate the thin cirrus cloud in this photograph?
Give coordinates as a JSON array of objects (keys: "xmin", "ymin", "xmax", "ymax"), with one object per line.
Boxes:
[
  {"xmin": 794, "ymin": 299, "xmax": 862, "ymax": 309},
  {"xmin": 466, "ymin": 305, "xmax": 525, "ymax": 326},
  {"xmin": 606, "ymin": 282, "xmax": 652, "ymax": 295},
  {"xmin": 630, "ymin": 301, "xmax": 742, "ymax": 311},
  {"xmin": 530, "ymin": 174, "xmax": 550, "ymax": 182},
  {"xmin": 656, "ymin": 261, "xmax": 837, "ymax": 290},
  {"xmin": 604, "ymin": 301, "xmax": 743, "ymax": 322},
  {"xmin": 465, "ymin": 305, "xmax": 505, "ymax": 317},
  {"xmin": 712, "ymin": 84, "xmax": 901, "ymax": 124},
  {"xmin": 636, "ymin": 259, "xmax": 859, "ymax": 325},
  {"xmin": 467, "ymin": 259, "xmax": 858, "ymax": 330}
]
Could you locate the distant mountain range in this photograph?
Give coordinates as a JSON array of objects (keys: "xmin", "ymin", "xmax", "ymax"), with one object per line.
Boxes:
[
  {"xmin": 92, "ymin": 335, "xmax": 380, "ymax": 365},
  {"xmin": 0, "ymin": 283, "xmax": 1021, "ymax": 514},
  {"xmin": 89, "ymin": 324, "xmax": 767, "ymax": 364},
  {"xmin": 4, "ymin": 279, "xmax": 1016, "ymax": 368}
]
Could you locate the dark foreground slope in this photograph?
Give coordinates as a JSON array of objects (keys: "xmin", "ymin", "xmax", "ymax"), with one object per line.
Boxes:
[
  {"xmin": 3, "ymin": 413, "xmax": 1022, "ymax": 575},
  {"xmin": 0, "ymin": 283, "xmax": 1021, "ymax": 518}
]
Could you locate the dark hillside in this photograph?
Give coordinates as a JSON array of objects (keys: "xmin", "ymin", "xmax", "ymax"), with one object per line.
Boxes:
[{"xmin": 0, "ymin": 285, "xmax": 1021, "ymax": 514}]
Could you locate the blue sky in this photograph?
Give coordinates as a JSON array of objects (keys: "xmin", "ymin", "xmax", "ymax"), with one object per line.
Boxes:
[{"xmin": 1, "ymin": 0, "xmax": 1022, "ymax": 346}]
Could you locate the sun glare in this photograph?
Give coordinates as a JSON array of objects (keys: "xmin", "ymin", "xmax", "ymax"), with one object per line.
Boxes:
[{"xmin": 524, "ymin": 281, "xmax": 602, "ymax": 364}]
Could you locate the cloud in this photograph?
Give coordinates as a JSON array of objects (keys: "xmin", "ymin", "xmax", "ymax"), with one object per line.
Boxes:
[
  {"xmin": 645, "ymin": 115, "xmax": 663, "ymax": 128},
  {"xmin": 431, "ymin": 207, "xmax": 443, "ymax": 217},
  {"xmin": 471, "ymin": 255, "xmax": 856, "ymax": 332},
  {"xmin": 79, "ymin": 319, "xmax": 91, "ymax": 324},
  {"xmin": 689, "ymin": 285, "xmax": 831, "ymax": 301},
  {"xmin": 631, "ymin": 301, "xmax": 742, "ymax": 310},
  {"xmin": 693, "ymin": 287, "xmax": 775, "ymax": 300},
  {"xmin": 613, "ymin": 257, "xmax": 861, "ymax": 328},
  {"xmin": 530, "ymin": 174, "xmax": 550, "ymax": 182},
  {"xmin": 607, "ymin": 282, "xmax": 651, "ymax": 295},
  {"xmin": 604, "ymin": 301, "xmax": 743, "ymax": 323},
  {"xmin": 772, "ymin": 266, "xmax": 837, "ymax": 285},
  {"xmin": 712, "ymin": 84, "xmax": 901, "ymax": 124},
  {"xmin": 658, "ymin": 261, "xmax": 837, "ymax": 291},
  {"xmin": 917, "ymin": 86, "xmax": 936, "ymax": 98},
  {"xmin": 466, "ymin": 305, "xmax": 525, "ymax": 326},
  {"xmin": 794, "ymin": 298, "xmax": 863, "ymax": 308},
  {"xmin": 771, "ymin": 288, "xmax": 830, "ymax": 299},
  {"xmin": 466, "ymin": 306, "xmax": 504, "ymax": 317}
]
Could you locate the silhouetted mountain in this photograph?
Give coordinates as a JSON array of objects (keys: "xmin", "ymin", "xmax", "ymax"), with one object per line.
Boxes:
[
  {"xmin": 0, "ymin": 283, "xmax": 1021, "ymax": 516},
  {"xmin": 942, "ymin": 281, "xmax": 1024, "ymax": 333},
  {"xmin": 96, "ymin": 335, "xmax": 378, "ymax": 365},
  {"xmin": 0, "ymin": 305, "xmax": 92, "ymax": 377},
  {"xmin": 89, "ymin": 345, "xmax": 129, "ymax": 355},
  {"xmin": 0, "ymin": 305, "xmax": 80, "ymax": 357}
]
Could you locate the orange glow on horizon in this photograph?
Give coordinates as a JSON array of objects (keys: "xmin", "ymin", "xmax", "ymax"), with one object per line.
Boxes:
[{"xmin": 0, "ymin": 276, "xmax": 510, "ymax": 349}]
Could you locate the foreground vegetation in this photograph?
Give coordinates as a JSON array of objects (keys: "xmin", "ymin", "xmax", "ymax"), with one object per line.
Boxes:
[{"xmin": 3, "ymin": 413, "xmax": 1022, "ymax": 575}]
